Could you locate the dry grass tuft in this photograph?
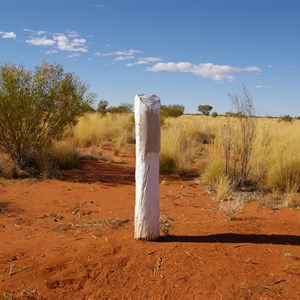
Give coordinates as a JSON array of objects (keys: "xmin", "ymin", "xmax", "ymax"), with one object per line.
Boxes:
[
  {"xmin": 219, "ymin": 196, "xmax": 244, "ymax": 220},
  {"xmin": 160, "ymin": 215, "xmax": 173, "ymax": 235},
  {"xmin": 216, "ymin": 176, "xmax": 232, "ymax": 200}
]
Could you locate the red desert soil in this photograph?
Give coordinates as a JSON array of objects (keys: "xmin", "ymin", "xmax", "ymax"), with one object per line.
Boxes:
[{"xmin": 0, "ymin": 145, "xmax": 300, "ymax": 299}]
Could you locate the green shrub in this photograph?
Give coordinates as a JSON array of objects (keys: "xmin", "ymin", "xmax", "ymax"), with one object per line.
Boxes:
[
  {"xmin": 107, "ymin": 102, "xmax": 133, "ymax": 114},
  {"xmin": 0, "ymin": 62, "xmax": 94, "ymax": 177},
  {"xmin": 161, "ymin": 104, "xmax": 185, "ymax": 118}
]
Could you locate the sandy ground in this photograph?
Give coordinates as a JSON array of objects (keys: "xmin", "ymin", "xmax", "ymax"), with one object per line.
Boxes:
[{"xmin": 0, "ymin": 146, "xmax": 300, "ymax": 299}]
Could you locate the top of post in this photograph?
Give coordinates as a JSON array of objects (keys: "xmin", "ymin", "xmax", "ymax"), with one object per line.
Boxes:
[{"xmin": 136, "ymin": 94, "xmax": 160, "ymax": 109}]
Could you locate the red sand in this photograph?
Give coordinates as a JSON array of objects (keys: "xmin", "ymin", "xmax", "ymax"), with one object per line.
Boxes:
[{"xmin": 0, "ymin": 148, "xmax": 300, "ymax": 299}]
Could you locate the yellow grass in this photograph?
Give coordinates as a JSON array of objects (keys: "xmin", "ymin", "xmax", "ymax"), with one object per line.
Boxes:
[
  {"xmin": 72, "ymin": 113, "xmax": 134, "ymax": 147},
  {"xmin": 160, "ymin": 117, "xmax": 205, "ymax": 174},
  {"xmin": 203, "ymin": 116, "xmax": 300, "ymax": 192},
  {"xmin": 62, "ymin": 112, "xmax": 300, "ymax": 195}
]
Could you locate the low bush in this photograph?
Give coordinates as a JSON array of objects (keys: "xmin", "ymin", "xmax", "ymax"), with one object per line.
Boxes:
[{"xmin": 0, "ymin": 62, "xmax": 93, "ymax": 177}]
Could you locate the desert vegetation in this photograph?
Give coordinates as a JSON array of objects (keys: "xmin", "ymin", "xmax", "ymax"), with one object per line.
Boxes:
[
  {"xmin": 59, "ymin": 106, "xmax": 300, "ymax": 207},
  {"xmin": 0, "ymin": 62, "xmax": 299, "ymax": 208},
  {"xmin": 0, "ymin": 62, "xmax": 94, "ymax": 177}
]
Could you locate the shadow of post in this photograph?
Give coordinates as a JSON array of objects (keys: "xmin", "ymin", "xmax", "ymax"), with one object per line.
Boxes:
[{"xmin": 159, "ymin": 233, "xmax": 300, "ymax": 246}]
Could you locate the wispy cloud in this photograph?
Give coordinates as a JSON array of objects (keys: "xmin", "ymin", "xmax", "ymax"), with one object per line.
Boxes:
[
  {"xmin": 67, "ymin": 53, "xmax": 80, "ymax": 59},
  {"xmin": 0, "ymin": 31, "xmax": 16, "ymax": 39},
  {"xmin": 94, "ymin": 49, "xmax": 141, "ymax": 63},
  {"xmin": 113, "ymin": 55, "xmax": 135, "ymax": 62},
  {"xmin": 45, "ymin": 50, "xmax": 58, "ymax": 54},
  {"xmin": 24, "ymin": 29, "xmax": 88, "ymax": 53},
  {"xmin": 256, "ymin": 84, "xmax": 271, "ymax": 89},
  {"xmin": 94, "ymin": 4, "xmax": 104, "ymax": 9},
  {"xmin": 147, "ymin": 61, "xmax": 261, "ymax": 81},
  {"xmin": 127, "ymin": 57, "xmax": 162, "ymax": 67},
  {"xmin": 94, "ymin": 49, "xmax": 141, "ymax": 57}
]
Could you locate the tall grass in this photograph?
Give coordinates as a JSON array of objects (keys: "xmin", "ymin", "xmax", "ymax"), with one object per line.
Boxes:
[
  {"xmin": 60, "ymin": 112, "xmax": 300, "ymax": 196},
  {"xmin": 203, "ymin": 117, "xmax": 300, "ymax": 193},
  {"xmin": 160, "ymin": 116, "xmax": 218, "ymax": 175},
  {"xmin": 72, "ymin": 113, "xmax": 134, "ymax": 147}
]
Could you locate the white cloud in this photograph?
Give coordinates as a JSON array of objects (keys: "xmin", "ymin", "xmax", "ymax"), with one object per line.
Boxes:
[
  {"xmin": 53, "ymin": 34, "xmax": 88, "ymax": 52},
  {"xmin": 72, "ymin": 38, "xmax": 86, "ymax": 46},
  {"xmin": 127, "ymin": 57, "xmax": 162, "ymax": 67},
  {"xmin": 256, "ymin": 85, "xmax": 271, "ymax": 89},
  {"xmin": 147, "ymin": 61, "xmax": 261, "ymax": 81},
  {"xmin": 23, "ymin": 29, "xmax": 88, "ymax": 53},
  {"xmin": 26, "ymin": 36, "xmax": 55, "ymax": 46},
  {"xmin": 1, "ymin": 31, "xmax": 16, "ymax": 39},
  {"xmin": 267, "ymin": 64, "xmax": 273, "ymax": 68}
]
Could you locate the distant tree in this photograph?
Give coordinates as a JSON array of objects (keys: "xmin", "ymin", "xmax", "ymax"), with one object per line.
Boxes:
[
  {"xmin": 97, "ymin": 100, "xmax": 109, "ymax": 114},
  {"xmin": 0, "ymin": 62, "xmax": 94, "ymax": 176},
  {"xmin": 280, "ymin": 115, "xmax": 293, "ymax": 122},
  {"xmin": 225, "ymin": 111, "xmax": 244, "ymax": 118},
  {"xmin": 198, "ymin": 105, "xmax": 213, "ymax": 116},
  {"xmin": 108, "ymin": 102, "xmax": 133, "ymax": 114},
  {"xmin": 161, "ymin": 105, "xmax": 185, "ymax": 118},
  {"xmin": 211, "ymin": 112, "xmax": 218, "ymax": 117}
]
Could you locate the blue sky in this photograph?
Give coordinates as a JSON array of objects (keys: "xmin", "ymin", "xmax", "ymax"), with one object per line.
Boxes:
[{"xmin": 0, "ymin": 0, "xmax": 299, "ymax": 116}]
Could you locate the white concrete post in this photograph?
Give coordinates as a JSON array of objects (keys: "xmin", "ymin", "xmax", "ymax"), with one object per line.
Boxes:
[{"xmin": 134, "ymin": 94, "xmax": 160, "ymax": 240}]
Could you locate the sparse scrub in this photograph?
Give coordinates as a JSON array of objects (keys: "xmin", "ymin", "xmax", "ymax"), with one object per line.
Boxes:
[
  {"xmin": 219, "ymin": 196, "xmax": 244, "ymax": 220},
  {"xmin": 204, "ymin": 86, "xmax": 256, "ymax": 188}
]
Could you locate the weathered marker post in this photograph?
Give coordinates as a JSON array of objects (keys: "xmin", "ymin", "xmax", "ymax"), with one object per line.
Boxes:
[{"xmin": 134, "ymin": 94, "xmax": 160, "ymax": 240}]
